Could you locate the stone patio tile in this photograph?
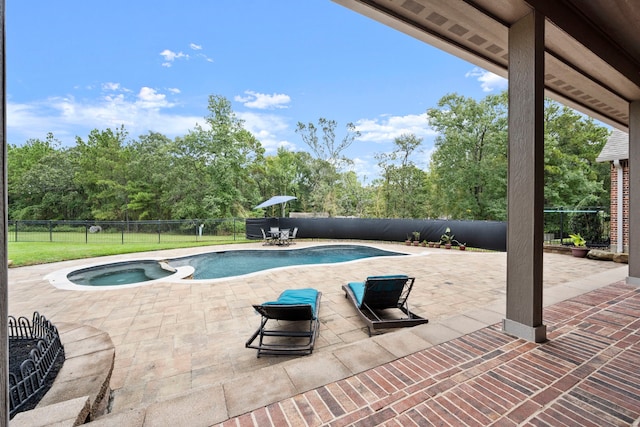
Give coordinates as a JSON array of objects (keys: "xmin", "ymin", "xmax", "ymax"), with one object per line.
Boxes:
[
  {"xmin": 371, "ymin": 328, "xmax": 432, "ymax": 358},
  {"xmin": 11, "ymin": 396, "xmax": 90, "ymax": 427},
  {"xmin": 408, "ymin": 322, "xmax": 462, "ymax": 345},
  {"xmin": 332, "ymin": 338, "xmax": 397, "ymax": 374},
  {"xmin": 144, "ymin": 385, "xmax": 227, "ymax": 427},
  {"xmin": 437, "ymin": 314, "xmax": 488, "ymax": 335},
  {"xmin": 462, "ymin": 306, "xmax": 504, "ymax": 326},
  {"xmin": 284, "ymin": 352, "xmax": 352, "ymax": 392},
  {"xmin": 543, "ymin": 285, "xmax": 586, "ymax": 306},
  {"xmin": 223, "ymin": 366, "xmax": 296, "ymax": 418},
  {"xmin": 86, "ymin": 409, "xmax": 146, "ymax": 427}
]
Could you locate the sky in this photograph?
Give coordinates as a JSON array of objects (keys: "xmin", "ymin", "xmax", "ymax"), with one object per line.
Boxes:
[{"xmin": 6, "ymin": 0, "xmax": 508, "ymax": 181}]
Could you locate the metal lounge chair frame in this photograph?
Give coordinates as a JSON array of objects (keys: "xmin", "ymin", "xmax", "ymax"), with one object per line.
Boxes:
[
  {"xmin": 246, "ymin": 289, "xmax": 321, "ymax": 357},
  {"xmin": 342, "ymin": 275, "xmax": 428, "ymax": 336}
]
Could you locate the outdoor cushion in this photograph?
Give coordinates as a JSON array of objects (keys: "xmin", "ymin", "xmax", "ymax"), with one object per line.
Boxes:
[
  {"xmin": 348, "ymin": 275, "xmax": 409, "ymax": 306},
  {"xmin": 262, "ymin": 288, "xmax": 319, "ymax": 318}
]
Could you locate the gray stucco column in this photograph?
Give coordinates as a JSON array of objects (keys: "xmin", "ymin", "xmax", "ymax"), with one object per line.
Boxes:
[
  {"xmin": 0, "ymin": 0, "xmax": 7, "ymax": 422},
  {"xmin": 502, "ymin": 11, "xmax": 547, "ymax": 342},
  {"xmin": 627, "ymin": 101, "xmax": 640, "ymax": 284}
]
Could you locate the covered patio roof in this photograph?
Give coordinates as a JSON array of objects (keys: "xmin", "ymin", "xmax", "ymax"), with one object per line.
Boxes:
[{"xmin": 332, "ymin": 0, "xmax": 640, "ymax": 131}]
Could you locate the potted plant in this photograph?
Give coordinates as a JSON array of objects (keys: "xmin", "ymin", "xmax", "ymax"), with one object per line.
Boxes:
[
  {"xmin": 421, "ymin": 240, "xmax": 427, "ymax": 247},
  {"xmin": 405, "ymin": 234, "xmax": 412, "ymax": 246},
  {"xmin": 440, "ymin": 227, "xmax": 454, "ymax": 249},
  {"xmin": 569, "ymin": 233, "xmax": 589, "ymax": 258},
  {"xmin": 458, "ymin": 242, "xmax": 466, "ymax": 251},
  {"xmin": 412, "ymin": 231, "xmax": 421, "ymax": 246}
]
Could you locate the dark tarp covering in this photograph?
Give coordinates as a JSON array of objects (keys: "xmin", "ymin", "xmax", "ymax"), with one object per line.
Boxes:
[{"xmin": 246, "ymin": 217, "xmax": 506, "ymax": 251}]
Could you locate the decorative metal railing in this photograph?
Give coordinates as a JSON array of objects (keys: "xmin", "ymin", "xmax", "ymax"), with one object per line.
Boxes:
[{"xmin": 8, "ymin": 312, "xmax": 64, "ymax": 418}]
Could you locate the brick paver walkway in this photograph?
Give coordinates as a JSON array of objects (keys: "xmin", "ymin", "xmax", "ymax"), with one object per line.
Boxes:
[{"xmin": 217, "ymin": 281, "xmax": 640, "ymax": 426}]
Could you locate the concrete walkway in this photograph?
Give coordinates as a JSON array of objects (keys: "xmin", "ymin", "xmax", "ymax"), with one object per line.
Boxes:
[{"xmin": 7, "ymin": 241, "xmax": 629, "ymax": 424}]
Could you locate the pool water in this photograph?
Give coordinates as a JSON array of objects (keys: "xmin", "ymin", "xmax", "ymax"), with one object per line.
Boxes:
[
  {"xmin": 171, "ymin": 244, "xmax": 405, "ymax": 279},
  {"xmin": 63, "ymin": 245, "xmax": 406, "ymax": 287},
  {"xmin": 67, "ymin": 260, "xmax": 175, "ymax": 287}
]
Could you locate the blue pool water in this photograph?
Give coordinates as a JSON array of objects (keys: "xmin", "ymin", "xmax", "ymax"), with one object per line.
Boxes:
[
  {"xmin": 65, "ymin": 245, "xmax": 405, "ymax": 287},
  {"xmin": 67, "ymin": 260, "xmax": 175, "ymax": 287},
  {"xmin": 171, "ymin": 244, "xmax": 405, "ymax": 280}
]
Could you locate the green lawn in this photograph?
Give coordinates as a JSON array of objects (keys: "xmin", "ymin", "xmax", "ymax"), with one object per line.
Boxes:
[{"xmin": 8, "ymin": 238, "xmax": 251, "ymax": 267}]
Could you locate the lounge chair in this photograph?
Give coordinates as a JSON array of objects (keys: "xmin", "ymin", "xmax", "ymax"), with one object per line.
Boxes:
[
  {"xmin": 342, "ymin": 275, "xmax": 428, "ymax": 336},
  {"xmin": 246, "ymin": 288, "xmax": 321, "ymax": 357},
  {"xmin": 260, "ymin": 228, "xmax": 274, "ymax": 245}
]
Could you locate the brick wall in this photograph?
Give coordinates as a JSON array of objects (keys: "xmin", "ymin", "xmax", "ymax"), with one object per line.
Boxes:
[{"xmin": 610, "ymin": 160, "xmax": 629, "ymax": 252}]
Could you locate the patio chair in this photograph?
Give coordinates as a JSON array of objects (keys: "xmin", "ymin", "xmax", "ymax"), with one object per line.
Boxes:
[
  {"xmin": 246, "ymin": 288, "xmax": 321, "ymax": 357},
  {"xmin": 342, "ymin": 275, "xmax": 428, "ymax": 336},
  {"xmin": 278, "ymin": 228, "xmax": 290, "ymax": 245},
  {"xmin": 289, "ymin": 227, "xmax": 298, "ymax": 244},
  {"xmin": 260, "ymin": 228, "xmax": 274, "ymax": 245}
]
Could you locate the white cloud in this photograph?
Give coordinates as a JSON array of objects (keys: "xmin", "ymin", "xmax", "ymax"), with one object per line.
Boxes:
[
  {"xmin": 354, "ymin": 113, "xmax": 435, "ymax": 142},
  {"xmin": 197, "ymin": 54, "xmax": 214, "ymax": 63},
  {"xmin": 7, "ymin": 86, "xmax": 202, "ymax": 145},
  {"xmin": 167, "ymin": 88, "xmax": 181, "ymax": 94},
  {"xmin": 465, "ymin": 67, "xmax": 508, "ymax": 92},
  {"xmin": 136, "ymin": 87, "xmax": 172, "ymax": 109},
  {"xmin": 102, "ymin": 82, "xmax": 121, "ymax": 91},
  {"xmin": 236, "ymin": 111, "xmax": 295, "ymax": 152},
  {"xmin": 160, "ymin": 49, "xmax": 188, "ymax": 67},
  {"xmin": 160, "ymin": 45, "xmax": 212, "ymax": 67},
  {"xmin": 234, "ymin": 91, "xmax": 291, "ymax": 110}
]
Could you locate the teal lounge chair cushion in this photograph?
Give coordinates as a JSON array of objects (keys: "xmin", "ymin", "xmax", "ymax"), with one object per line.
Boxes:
[
  {"xmin": 348, "ymin": 275, "xmax": 408, "ymax": 306},
  {"xmin": 262, "ymin": 288, "xmax": 319, "ymax": 318}
]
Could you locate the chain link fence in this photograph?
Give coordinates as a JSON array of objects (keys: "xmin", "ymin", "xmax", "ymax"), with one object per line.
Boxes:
[{"xmin": 8, "ymin": 219, "xmax": 245, "ymax": 244}]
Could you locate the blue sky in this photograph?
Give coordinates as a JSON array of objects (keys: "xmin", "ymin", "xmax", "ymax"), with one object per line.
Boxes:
[{"xmin": 7, "ymin": 0, "xmax": 507, "ymax": 181}]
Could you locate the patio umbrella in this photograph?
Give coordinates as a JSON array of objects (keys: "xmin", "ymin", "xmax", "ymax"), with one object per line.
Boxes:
[{"xmin": 254, "ymin": 195, "xmax": 297, "ymax": 217}]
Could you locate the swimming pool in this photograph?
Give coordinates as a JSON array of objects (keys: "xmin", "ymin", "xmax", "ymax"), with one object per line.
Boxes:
[
  {"xmin": 170, "ymin": 244, "xmax": 405, "ymax": 279},
  {"xmin": 46, "ymin": 244, "xmax": 407, "ymax": 290}
]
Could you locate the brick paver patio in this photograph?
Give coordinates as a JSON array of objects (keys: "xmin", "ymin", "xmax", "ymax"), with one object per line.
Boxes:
[
  {"xmin": 7, "ymin": 241, "xmax": 636, "ymax": 425},
  {"xmin": 217, "ymin": 281, "xmax": 640, "ymax": 426}
]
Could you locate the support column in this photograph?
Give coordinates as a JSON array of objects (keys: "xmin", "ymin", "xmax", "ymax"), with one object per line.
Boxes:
[
  {"xmin": 627, "ymin": 101, "xmax": 640, "ymax": 284},
  {"xmin": 0, "ymin": 0, "xmax": 7, "ymax": 422},
  {"xmin": 502, "ymin": 11, "xmax": 547, "ymax": 342}
]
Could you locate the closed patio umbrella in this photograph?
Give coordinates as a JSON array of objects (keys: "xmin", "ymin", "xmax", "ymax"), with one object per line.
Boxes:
[{"xmin": 254, "ymin": 195, "xmax": 297, "ymax": 217}]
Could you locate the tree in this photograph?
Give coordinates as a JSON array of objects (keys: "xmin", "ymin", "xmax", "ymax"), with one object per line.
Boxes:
[
  {"xmin": 543, "ymin": 101, "xmax": 610, "ymax": 209},
  {"xmin": 126, "ymin": 132, "xmax": 175, "ymax": 220},
  {"xmin": 11, "ymin": 148, "xmax": 87, "ymax": 220},
  {"xmin": 166, "ymin": 95, "xmax": 264, "ymax": 219},
  {"xmin": 295, "ymin": 118, "xmax": 361, "ymax": 215},
  {"xmin": 251, "ymin": 148, "xmax": 315, "ymax": 216},
  {"xmin": 74, "ymin": 126, "xmax": 131, "ymax": 220},
  {"xmin": 427, "ymin": 92, "xmax": 508, "ymax": 220},
  {"xmin": 375, "ymin": 134, "xmax": 427, "ymax": 218},
  {"xmin": 295, "ymin": 118, "xmax": 360, "ymax": 167}
]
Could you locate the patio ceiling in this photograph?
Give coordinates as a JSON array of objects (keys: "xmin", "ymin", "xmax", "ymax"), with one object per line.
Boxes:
[{"xmin": 332, "ymin": 0, "xmax": 640, "ymax": 131}]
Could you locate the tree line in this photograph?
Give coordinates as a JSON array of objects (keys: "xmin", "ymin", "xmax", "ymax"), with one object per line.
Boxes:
[{"xmin": 8, "ymin": 92, "xmax": 610, "ymax": 222}]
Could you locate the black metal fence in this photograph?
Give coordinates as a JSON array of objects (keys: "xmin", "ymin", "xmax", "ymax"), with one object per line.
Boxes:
[
  {"xmin": 8, "ymin": 219, "xmax": 246, "ymax": 244},
  {"xmin": 543, "ymin": 207, "xmax": 610, "ymax": 247},
  {"xmin": 9, "ymin": 312, "xmax": 64, "ymax": 418}
]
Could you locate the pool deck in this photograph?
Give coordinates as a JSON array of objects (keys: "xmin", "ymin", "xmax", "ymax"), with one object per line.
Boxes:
[{"xmin": 8, "ymin": 241, "xmax": 638, "ymax": 425}]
